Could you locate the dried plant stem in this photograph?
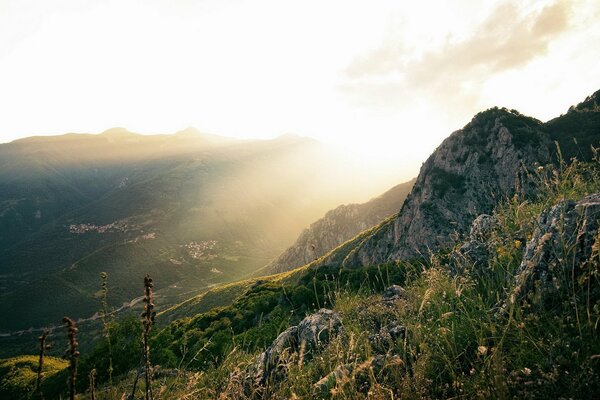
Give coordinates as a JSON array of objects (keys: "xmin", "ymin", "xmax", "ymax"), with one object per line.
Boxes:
[
  {"xmin": 129, "ymin": 364, "xmax": 144, "ymax": 400},
  {"xmin": 99, "ymin": 272, "xmax": 114, "ymax": 388},
  {"xmin": 89, "ymin": 369, "xmax": 96, "ymax": 400},
  {"xmin": 36, "ymin": 330, "xmax": 50, "ymax": 400},
  {"xmin": 142, "ymin": 275, "xmax": 156, "ymax": 400},
  {"xmin": 63, "ymin": 317, "xmax": 80, "ymax": 400}
]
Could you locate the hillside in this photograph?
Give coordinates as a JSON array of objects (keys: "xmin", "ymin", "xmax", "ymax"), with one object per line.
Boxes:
[
  {"xmin": 6, "ymin": 163, "xmax": 600, "ymax": 398},
  {"xmin": 0, "ymin": 130, "xmax": 392, "ymax": 332},
  {"xmin": 262, "ymin": 178, "xmax": 415, "ymax": 275},
  {"xmin": 1, "ymin": 90, "xmax": 599, "ymax": 399}
]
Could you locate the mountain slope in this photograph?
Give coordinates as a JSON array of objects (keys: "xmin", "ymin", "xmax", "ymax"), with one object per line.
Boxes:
[
  {"xmin": 262, "ymin": 178, "xmax": 415, "ymax": 274},
  {"xmin": 0, "ymin": 130, "xmax": 391, "ymax": 331}
]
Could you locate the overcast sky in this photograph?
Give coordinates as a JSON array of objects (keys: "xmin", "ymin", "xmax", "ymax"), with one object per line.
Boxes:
[{"xmin": 1, "ymin": 0, "xmax": 599, "ymax": 179}]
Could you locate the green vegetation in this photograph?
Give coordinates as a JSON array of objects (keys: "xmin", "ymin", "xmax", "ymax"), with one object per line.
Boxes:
[
  {"xmin": 429, "ymin": 167, "xmax": 466, "ymax": 197},
  {"xmin": 545, "ymin": 110, "xmax": 600, "ymax": 161},
  {"xmin": 0, "ymin": 355, "xmax": 67, "ymax": 400},
  {"xmin": 2, "ymin": 157, "xmax": 599, "ymax": 399},
  {"xmin": 1, "ymin": 93, "xmax": 599, "ymax": 398},
  {"xmin": 40, "ymin": 151, "xmax": 595, "ymax": 399}
]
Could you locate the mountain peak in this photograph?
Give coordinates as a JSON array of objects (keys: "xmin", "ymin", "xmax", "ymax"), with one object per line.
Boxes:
[
  {"xmin": 569, "ymin": 88, "xmax": 600, "ymax": 113},
  {"xmin": 100, "ymin": 127, "xmax": 136, "ymax": 137},
  {"xmin": 470, "ymin": 106, "xmax": 539, "ymax": 127},
  {"xmin": 174, "ymin": 126, "xmax": 202, "ymax": 137}
]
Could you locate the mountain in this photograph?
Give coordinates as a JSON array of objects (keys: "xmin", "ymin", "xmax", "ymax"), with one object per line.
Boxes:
[
  {"xmin": 341, "ymin": 108, "xmax": 552, "ymax": 266},
  {"xmin": 545, "ymin": 88, "xmax": 600, "ymax": 161},
  {"xmin": 2, "ymin": 90, "xmax": 600, "ymax": 400},
  {"xmin": 315, "ymin": 93, "xmax": 600, "ymax": 269},
  {"xmin": 262, "ymin": 178, "xmax": 415, "ymax": 274},
  {"xmin": 131, "ymin": 88, "xmax": 598, "ymax": 399},
  {"xmin": 0, "ymin": 130, "xmax": 392, "ymax": 331}
]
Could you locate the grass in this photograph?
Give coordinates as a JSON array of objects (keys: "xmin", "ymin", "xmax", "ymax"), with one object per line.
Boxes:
[
  {"xmin": 4, "ymin": 149, "xmax": 600, "ymax": 399},
  {"xmin": 130, "ymin": 152, "xmax": 599, "ymax": 399},
  {"xmin": 0, "ymin": 355, "xmax": 67, "ymax": 400}
]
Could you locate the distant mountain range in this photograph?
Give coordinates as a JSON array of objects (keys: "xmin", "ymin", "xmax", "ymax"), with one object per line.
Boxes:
[{"xmin": 0, "ymin": 128, "xmax": 395, "ymax": 331}]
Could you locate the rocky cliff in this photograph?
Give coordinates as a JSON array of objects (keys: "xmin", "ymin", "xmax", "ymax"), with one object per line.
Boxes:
[
  {"xmin": 264, "ymin": 179, "xmax": 415, "ymax": 274},
  {"xmin": 342, "ymin": 108, "xmax": 554, "ymax": 267},
  {"xmin": 337, "ymin": 90, "xmax": 600, "ymax": 268}
]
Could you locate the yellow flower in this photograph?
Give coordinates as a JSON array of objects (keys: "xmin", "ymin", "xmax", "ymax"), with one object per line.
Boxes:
[
  {"xmin": 514, "ymin": 240, "xmax": 522, "ymax": 249},
  {"xmin": 497, "ymin": 246, "xmax": 508, "ymax": 257}
]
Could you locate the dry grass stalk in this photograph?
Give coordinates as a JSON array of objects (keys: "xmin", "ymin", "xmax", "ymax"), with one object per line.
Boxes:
[
  {"xmin": 36, "ymin": 329, "xmax": 51, "ymax": 400},
  {"xmin": 63, "ymin": 317, "xmax": 80, "ymax": 400},
  {"xmin": 142, "ymin": 275, "xmax": 156, "ymax": 400}
]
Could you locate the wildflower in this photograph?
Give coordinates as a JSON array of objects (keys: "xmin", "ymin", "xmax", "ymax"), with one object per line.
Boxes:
[
  {"xmin": 477, "ymin": 346, "xmax": 488, "ymax": 356},
  {"xmin": 523, "ymin": 367, "xmax": 532, "ymax": 376},
  {"xmin": 497, "ymin": 246, "xmax": 507, "ymax": 257},
  {"xmin": 514, "ymin": 239, "xmax": 522, "ymax": 249}
]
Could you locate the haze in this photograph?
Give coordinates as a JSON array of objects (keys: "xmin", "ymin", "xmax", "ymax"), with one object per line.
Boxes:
[{"xmin": 1, "ymin": 0, "xmax": 599, "ymax": 181}]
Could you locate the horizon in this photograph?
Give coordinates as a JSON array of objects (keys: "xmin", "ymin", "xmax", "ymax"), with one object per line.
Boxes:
[{"xmin": 1, "ymin": 0, "xmax": 599, "ymax": 178}]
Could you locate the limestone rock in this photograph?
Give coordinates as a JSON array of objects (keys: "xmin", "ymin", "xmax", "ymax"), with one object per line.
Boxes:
[
  {"xmin": 383, "ymin": 285, "xmax": 409, "ymax": 301},
  {"xmin": 452, "ymin": 214, "xmax": 496, "ymax": 271},
  {"xmin": 369, "ymin": 321, "xmax": 406, "ymax": 353},
  {"xmin": 508, "ymin": 192, "xmax": 600, "ymax": 307},
  {"xmin": 244, "ymin": 309, "xmax": 342, "ymax": 392}
]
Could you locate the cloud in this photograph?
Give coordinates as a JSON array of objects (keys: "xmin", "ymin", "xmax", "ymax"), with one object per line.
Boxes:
[{"xmin": 340, "ymin": 1, "xmax": 572, "ymax": 113}]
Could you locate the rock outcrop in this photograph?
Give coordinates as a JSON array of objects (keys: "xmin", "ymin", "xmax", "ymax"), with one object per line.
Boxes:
[
  {"xmin": 342, "ymin": 108, "xmax": 552, "ymax": 267},
  {"xmin": 265, "ymin": 179, "xmax": 415, "ymax": 274},
  {"xmin": 508, "ymin": 192, "xmax": 600, "ymax": 308},
  {"xmin": 452, "ymin": 214, "xmax": 497, "ymax": 272},
  {"xmin": 243, "ymin": 309, "xmax": 343, "ymax": 391}
]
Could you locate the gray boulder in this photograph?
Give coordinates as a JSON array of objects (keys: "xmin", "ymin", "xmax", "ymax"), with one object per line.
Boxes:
[
  {"xmin": 383, "ymin": 285, "xmax": 409, "ymax": 301},
  {"xmin": 508, "ymin": 192, "xmax": 600, "ymax": 308},
  {"xmin": 368, "ymin": 321, "xmax": 406, "ymax": 353},
  {"xmin": 244, "ymin": 309, "xmax": 343, "ymax": 392},
  {"xmin": 452, "ymin": 214, "xmax": 496, "ymax": 271}
]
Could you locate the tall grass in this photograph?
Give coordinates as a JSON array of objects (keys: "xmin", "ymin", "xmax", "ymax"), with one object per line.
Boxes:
[{"xmin": 31, "ymin": 152, "xmax": 600, "ymax": 399}]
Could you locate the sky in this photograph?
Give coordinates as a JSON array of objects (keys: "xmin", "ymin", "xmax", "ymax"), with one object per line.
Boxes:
[{"xmin": 0, "ymin": 0, "xmax": 599, "ymax": 180}]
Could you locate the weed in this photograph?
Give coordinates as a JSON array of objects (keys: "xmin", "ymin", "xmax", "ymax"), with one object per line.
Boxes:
[{"xmin": 63, "ymin": 317, "xmax": 80, "ymax": 400}]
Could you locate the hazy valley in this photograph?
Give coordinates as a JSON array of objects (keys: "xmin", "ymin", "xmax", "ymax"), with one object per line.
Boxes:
[{"xmin": 0, "ymin": 129, "xmax": 401, "ymax": 333}]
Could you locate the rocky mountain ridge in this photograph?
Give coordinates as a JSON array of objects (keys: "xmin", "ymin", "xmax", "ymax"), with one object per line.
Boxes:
[
  {"xmin": 264, "ymin": 179, "xmax": 415, "ymax": 274},
  {"xmin": 330, "ymin": 96, "xmax": 600, "ymax": 268}
]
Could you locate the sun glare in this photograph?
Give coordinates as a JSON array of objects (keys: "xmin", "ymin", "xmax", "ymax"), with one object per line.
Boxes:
[{"xmin": 0, "ymin": 0, "xmax": 599, "ymax": 178}]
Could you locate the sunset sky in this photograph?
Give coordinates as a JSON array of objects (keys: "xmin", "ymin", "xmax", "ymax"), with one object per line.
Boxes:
[{"xmin": 1, "ymin": 0, "xmax": 599, "ymax": 178}]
